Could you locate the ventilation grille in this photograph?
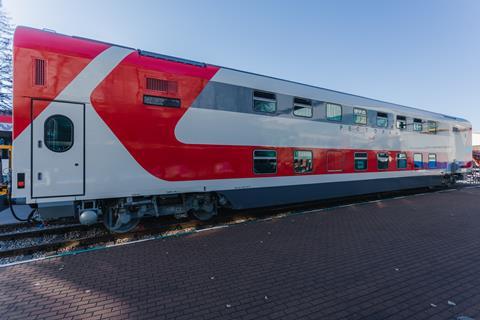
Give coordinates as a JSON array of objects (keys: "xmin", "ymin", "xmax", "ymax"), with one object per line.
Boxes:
[
  {"xmin": 34, "ymin": 59, "xmax": 46, "ymax": 86},
  {"xmin": 146, "ymin": 78, "xmax": 177, "ymax": 93}
]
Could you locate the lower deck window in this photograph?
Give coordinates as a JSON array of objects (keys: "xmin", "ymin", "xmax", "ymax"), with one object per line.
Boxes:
[
  {"xmin": 354, "ymin": 152, "xmax": 368, "ymax": 171},
  {"xmin": 377, "ymin": 152, "xmax": 389, "ymax": 170},
  {"xmin": 428, "ymin": 153, "xmax": 437, "ymax": 168},
  {"xmin": 397, "ymin": 153, "xmax": 407, "ymax": 169},
  {"xmin": 294, "ymin": 150, "xmax": 313, "ymax": 173},
  {"xmin": 253, "ymin": 150, "xmax": 277, "ymax": 174},
  {"xmin": 414, "ymin": 153, "xmax": 423, "ymax": 169}
]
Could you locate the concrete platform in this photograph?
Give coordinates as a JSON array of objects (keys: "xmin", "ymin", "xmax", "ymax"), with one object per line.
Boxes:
[{"xmin": 1, "ymin": 186, "xmax": 480, "ymax": 320}]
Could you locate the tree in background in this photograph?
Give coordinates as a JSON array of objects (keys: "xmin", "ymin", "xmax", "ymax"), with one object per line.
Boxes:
[{"xmin": 0, "ymin": 0, "xmax": 13, "ymax": 113}]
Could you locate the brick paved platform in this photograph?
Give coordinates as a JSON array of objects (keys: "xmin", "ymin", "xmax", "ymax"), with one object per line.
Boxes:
[{"xmin": 1, "ymin": 187, "xmax": 480, "ymax": 320}]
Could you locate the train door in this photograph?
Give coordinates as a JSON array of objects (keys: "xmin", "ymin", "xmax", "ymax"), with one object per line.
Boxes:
[{"xmin": 31, "ymin": 100, "xmax": 85, "ymax": 198}]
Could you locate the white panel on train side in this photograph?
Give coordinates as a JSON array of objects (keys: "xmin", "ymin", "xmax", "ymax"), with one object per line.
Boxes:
[{"xmin": 32, "ymin": 101, "xmax": 84, "ymax": 198}]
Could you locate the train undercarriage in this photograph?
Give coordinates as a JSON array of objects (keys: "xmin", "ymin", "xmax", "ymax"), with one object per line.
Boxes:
[{"xmin": 78, "ymin": 193, "xmax": 229, "ymax": 233}]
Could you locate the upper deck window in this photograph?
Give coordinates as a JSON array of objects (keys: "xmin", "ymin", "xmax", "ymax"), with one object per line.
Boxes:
[
  {"xmin": 353, "ymin": 108, "xmax": 367, "ymax": 125},
  {"xmin": 293, "ymin": 98, "xmax": 313, "ymax": 118},
  {"xmin": 326, "ymin": 103, "xmax": 342, "ymax": 121},
  {"xmin": 253, "ymin": 91, "xmax": 277, "ymax": 113},
  {"xmin": 427, "ymin": 121, "xmax": 437, "ymax": 134},
  {"xmin": 396, "ymin": 116, "xmax": 407, "ymax": 130},
  {"xmin": 413, "ymin": 118, "xmax": 423, "ymax": 131},
  {"xmin": 376, "ymin": 112, "xmax": 388, "ymax": 128}
]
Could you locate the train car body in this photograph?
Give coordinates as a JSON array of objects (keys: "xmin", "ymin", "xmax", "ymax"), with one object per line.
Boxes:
[{"xmin": 12, "ymin": 27, "xmax": 472, "ymax": 231}]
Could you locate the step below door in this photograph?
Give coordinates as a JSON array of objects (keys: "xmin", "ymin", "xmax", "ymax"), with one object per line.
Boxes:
[{"xmin": 32, "ymin": 100, "xmax": 85, "ymax": 198}]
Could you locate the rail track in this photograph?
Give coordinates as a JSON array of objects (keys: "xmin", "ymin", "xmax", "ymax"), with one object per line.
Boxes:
[{"xmin": 0, "ymin": 184, "xmax": 478, "ymax": 265}]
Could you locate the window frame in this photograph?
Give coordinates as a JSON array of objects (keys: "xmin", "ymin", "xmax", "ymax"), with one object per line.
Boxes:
[
  {"xmin": 376, "ymin": 112, "xmax": 388, "ymax": 128},
  {"xmin": 413, "ymin": 153, "xmax": 423, "ymax": 169},
  {"xmin": 396, "ymin": 115, "xmax": 407, "ymax": 130},
  {"xmin": 353, "ymin": 108, "xmax": 367, "ymax": 125},
  {"xmin": 396, "ymin": 152, "xmax": 407, "ymax": 169},
  {"xmin": 44, "ymin": 114, "xmax": 74, "ymax": 153},
  {"xmin": 354, "ymin": 152, "xmax": 368, "ymax": 171},
  {"xmin": 253, "ymin": 149, "xmax": 277, "ymax": 174},
  {"xmin": 377, "ymin": 152, "xmax": 389, "ymax": 170},
  {"xmin": 253, "ymin": 90, "xmax": 277, "ymax": 114},
  {"xmin": 413, "ymin": 118, "xmax": 423, "ymax": 132},
  {"xmin": 428, "ymin": 153, "xmax": 437, "ymax": 169},
  {"xmin": 293, "ymin": 97, "xmax": 313, "ymax": 118},
  {"xmin": 293, "ymin": 150, "xmax": 314, "ymax": 174},
  {"xmin": 326, "ymin": 103, "xmax": 342, "ymax": 122},
  {"xmin": 427, "ymin": 120, "xmax": 438, "ymax": 134}
]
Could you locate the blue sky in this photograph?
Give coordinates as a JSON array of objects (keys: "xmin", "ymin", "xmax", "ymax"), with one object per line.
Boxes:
[{"xmin": 5, "ymin": 0, "xmax": 480, "ymax": 130}]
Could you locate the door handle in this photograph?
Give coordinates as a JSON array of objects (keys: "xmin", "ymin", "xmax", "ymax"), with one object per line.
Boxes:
[
  {"xmin": 38, "ymin": 140, "xmax": 42, "ymax": 148},
  {"xmin": 37, "ymin": 172, "xmax": 42, "ymax": 180}
]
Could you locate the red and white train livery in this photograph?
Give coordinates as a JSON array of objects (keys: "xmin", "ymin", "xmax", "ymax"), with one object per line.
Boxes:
[{"xmin": 12, "ymin": 27, "xmax": 472, "ymax": 231}]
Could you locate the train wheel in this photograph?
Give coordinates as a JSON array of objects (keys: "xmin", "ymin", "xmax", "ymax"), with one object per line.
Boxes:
[
  {"xmin": 102, "ymin": 201, "xmax": 140, "ymax": 233},
  {"xmin": 191, "ymin": 209, "xmax": 216, "ymax": 221}
]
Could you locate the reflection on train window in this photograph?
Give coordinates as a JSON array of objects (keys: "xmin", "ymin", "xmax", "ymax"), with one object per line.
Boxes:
[
  {"xmin": 44, "ymin": 115, "xmax": 74, "ymax": 153},
  {"xmin": 253, "ymin": 150, "xmax": 277, "ymax": 174},
  {"xmin": 327, "ymin": 151, "xmax": 344, "ymax": 172},
  {"xmin": 413, "ymin": 118, "xmax": 423, "ymax": 132},
  {"xmin": 414, "ymin": 153, "xmax": 423, "ymax": 169},
  {"xmin": 428, "ymin": 153, "xmax": 437, "ymax": 168},
  {"xmin": 376, "ymin": 112, "xmax": 388, "ymax": 128},
  {"xmin": 377, "ymin": 152, "xmax": 389, "ymax": 170},
  {"xmin": 293, "ymin": 97, "xmax": 313, "ymax": 118},
  {"xmin": 396, "ymin": 116, "xmax": 407, "ymax": 130},
  {"xmin": 326, "ymin": 103, "xmax": 342, "ymax": 121},
  {"xmin": 253, "ymin": 91, "xmax": 277, "ymax": 113},
  {"xmin": 354, "ymin": 152, "xmax": 368, "ymax": 171},
  {"xmin": 294, "ymin": 150, "xmax": 313, "ymax": 173},
  {"xmin": 427, "ymin": 121, "xmax": 437, "ymax": 134},
  {"xmin": 397, "ymin": 153, "xmax": 407, "ymax": 169},
  {"xmin": 353, "ymin": 108, "xmax": 367, "ymax": 125}
]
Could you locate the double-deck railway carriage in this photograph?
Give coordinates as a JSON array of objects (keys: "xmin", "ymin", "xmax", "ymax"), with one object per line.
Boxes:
[{"xmin": 11, "ymin": 26, "xmax": 472, "ymax": 232}]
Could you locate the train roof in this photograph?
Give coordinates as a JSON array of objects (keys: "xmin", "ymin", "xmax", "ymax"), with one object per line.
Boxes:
[{"xmin": 16, "ymin": 26, "xmax": 471, "ymax": 126}]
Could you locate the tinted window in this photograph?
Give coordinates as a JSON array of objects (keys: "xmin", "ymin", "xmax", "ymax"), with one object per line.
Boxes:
[
  {"xmin": 397, "ymin": 153, "xmax": 407, "ymax": 169},
  {"xmin": 294, "ymin": 150, "xmax": 313, "ymax": 173},
  {"xmin": 253, "ymin": 150, "xmax": 277, "ymax": 174},
  {"xmin": 413, "ymin": 119, "xmax": 423, "ymax": 132},
  {"xmin": 428, "ymin": 154, "xmax": 437, "ymax": 168},
  {"xmin": 396, "ymin": 116, "xmax": 406, "ymax": 130},
  {"xmin": 354, "ymin": 152, "xmax": 368, "ymax": 171},
  {"xmin": 44, "ymin": 115, "xmax": 74, "ymax": 153},
  {"xmin": 253, "ymin": 91, "xmax": 276, "ymax": 113},
  {"xmin": 353, "ymin": 108, "xmax": 367, "ymax": 125},
  {"xmin": 326, "ymin": 103, "xmax": 342, "ymax": 121},
  {"xmin": 427, "ymin": 121, "xmax": 437, "ymax": 134},
  {"xmin": 414, "ymin": 153, "xmax": 423, "ymax": 169},
  {"xmin": 293, "ymin": 98, "xmax": 312, "ymax": 118},
  {"xmin": 376, "ymin": 112, "xmax": 388, "ymax": 128},
  {"xmin": 377, "ymin": 152, "xmax": 389, "ymax": 170},
  {"xmin": 143, "ymin": 95, "xmax": 181, "ymax": 108}
]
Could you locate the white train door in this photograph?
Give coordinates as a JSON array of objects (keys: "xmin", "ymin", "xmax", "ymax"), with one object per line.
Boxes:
[{"xmin": 32, "ymin": 100, "xmax": 85, "ymax": 198}]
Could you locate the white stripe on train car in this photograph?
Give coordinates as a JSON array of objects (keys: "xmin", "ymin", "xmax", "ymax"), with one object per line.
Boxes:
[{"xmin": 175, "ymin": 107, "xmax": 449, "ymax": 152}]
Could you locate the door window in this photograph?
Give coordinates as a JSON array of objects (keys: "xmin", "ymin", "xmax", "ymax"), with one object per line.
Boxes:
[{"xmin": 44, "ymin": 115, "xmax": 74, "ymax": 152}]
